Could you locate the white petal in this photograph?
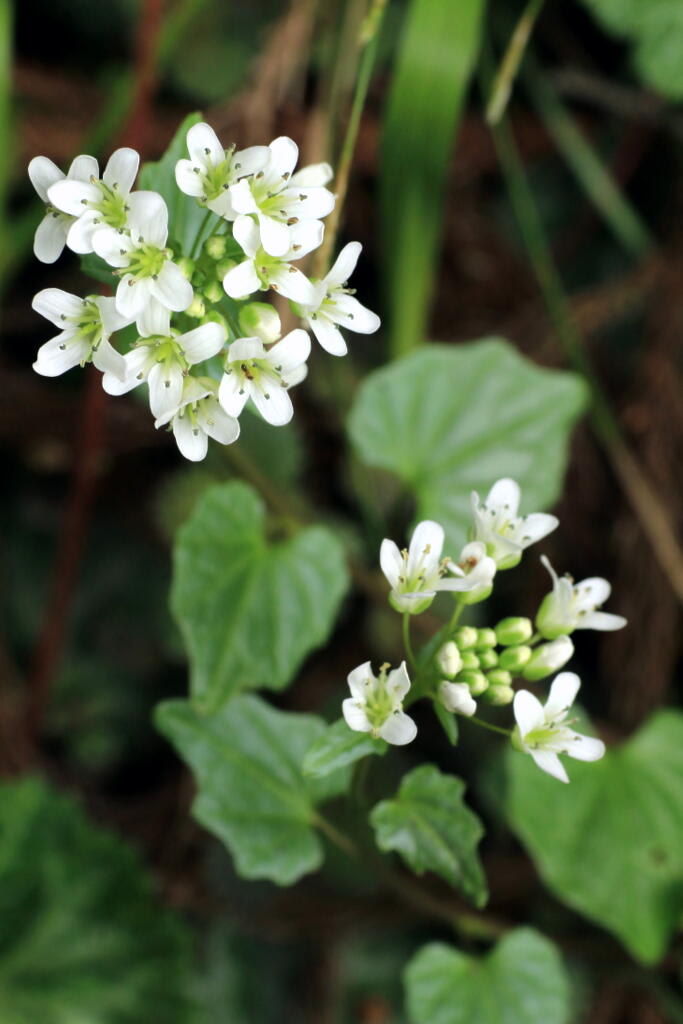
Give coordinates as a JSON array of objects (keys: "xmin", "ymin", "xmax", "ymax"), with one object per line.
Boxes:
[
  {"xmin": 258, "ymin": 213, "xmax": 290, "ymax": 257},
  {"xmin": 572, "ymin": 577, "xmax": 611, "ymax": 612},
  {"xmin": 229, "ymin": 179, "xmax": 259, "ymax": 215},
  {"xmin": 330, "ymin": 294, "xmax": 380, "ymax": 334},
  {"xmin": 566, "ymin": 733, "xmax": 606, "ymax": 762},
  {"xmin": 117, "ymin": 275, "xmax": 152, "ymax": 319},
  {"xmin": 92, "ymin": 226, "xmax": 132, "ymax": 267},
  {"xmin": 28, "ymin": 156, "xmax": 63, "ymax": 201},
  {"xmin": 228, "ymin": 337, "xmax": 264, "ymax": 361},
  {"xmin": 223, "ymin": 259, "xmax": 260, "ymax": 299},
  {"xmin": 439, "ymin": 682, "xmax": 476, "ymax": 717},
  {"xmin": 47, "ymin": 178, "xmax": 100, "ymax": 215},
  {"xmin": 218, "ymin": 372, "xmax": 249, "ymax": 418},
  {"xmin": 308, "ymin": 315, "xmax": 347, "ymax": 356},
  {"xmin": 516, "ymin": 513, "xmax": 558, "ymax": 546},
  {"xmin": 206, "ymin": 190, "xmax": 236, "ymax": 219},
  {"xmin": 179, "ymin": 322, "xmax": 226, "ymax": 364},
  {"xmin": 67, "ymin": 154, "xmax": 99, "ymax": 182},
  {"xmin": 127, "ymin": 190, "xmax": 168, "ymax": 246},
  {"xmin": 232, "ymin": 214, "xmax": 260, "ymax": 256},
  {"xmin": 386, "ymin": 662, "xmax": 411, "ymax": 702},
  {"xmin": 95, "ymin": 295, "xmax": 132, "ymax": 335},
  {"xmin": 342, "ymin": 698, "xmax": 372, "ymax": 734},
  {"xmin": 232, "ymin": 145, "xmax": 269, "ymax": 178},
  {"xmin": 187, "ymin": 122, "xmax": 224, "ymax": 167},
  {"xmin": 407, "ymin": 520, "xmax": 444, "ymax": 578},
  {"xmin": 266, "ymin": 329, "xmax": 310, "ymax": 375},
  {"xmin": 175, "ymin": 159, "xmax": 205, "ymax": 197},
  {"xmin": 197, "ymin": 398, "xmax": 240, "ymax": 446},
  {"xmin": 32, "ymin": 288, "xmax": 84, "ymax": 326},
  {"xmin": 33, "ymin": 213, "xmax": 68, "ymax": 263},
  {"xmin": 325, "ymin": 241, "xmax": 361, "ymax": 288},
  {"xmin": 282, "ymin": 363, "xmax": 307, "ymax": 388},
  {"xmin": 250, "ymin": 378, "xmax": 293, "ymax": 426},
  {"xmin": 487, "ymin": 478, "xmax": 520, "ymax": 516},
  {"xmin": 33, "ymin": 334, "xmax": 88, "ymax": 376},
  {"xmin": 544, "ymin": 672, "xmax": 581, "ymax": 719},
  {"xmin": 290, "ymin": 162, "xmax": 333, "ymax": 187},
  {"xmin": 66, "ymin": 209, "xmax": 102, "ymax": 254},
  {"xmin": 172, "ymin": 414, "xmax": 209, "ymax": 461},
  {"xmin": 102, "ymin": 347, "xmax": 150, "ymax": 395},
  {"xmin": 92, "ymin": 338, "xmax": 127, "ymax": 379},
  {"xmin": 513, "ymin": 690, "xmax": 545, "ymax": 737},
  {"xmin": 347, "ymin": 662, "xmax": 375, "ymax": 700},
  {"xmin": 150, "ymin": 261, "xmax": 193, "ymax": 311},
  {"xmin": 148, "ymin": 361, "xmax": 184, "ymax": 420},
  {"xmin": 379, "ymin": 712, "xmax": 417, "ymax": 746},
  {"xmin": 577, "ymin": 611, "xmax": 627, "ymax": 631},
  {"xmin": 268, "ymin": 265, "xmax": 316, "ymax": 304},
  {"xmin": 530, "ymin": 749, "xmax": 569, "ymax": 783},
  {"xmin": 102, "ymin": 147, "xmax": 139, "ymax": 192},
  {"xmin": 267, "ymin": 136, "xmax": 298, "ymax": 179},
  {"xmin": 280, "ymin": 186, "xmax": 335, "ymax": 220},
  {"xmin": 379, "ymin": 540, "xmax": 403, "ymax": 589},
  {"xmin": 137, "ymin": 299, "xmax": 171, "ymax": 337},
  {"xmin": 540, "ymin": 554, "xmax": 560, "ymax": 589},
  {"xmin": 284, "ymin": 219, "xmax": 324, "ymax": 259}
]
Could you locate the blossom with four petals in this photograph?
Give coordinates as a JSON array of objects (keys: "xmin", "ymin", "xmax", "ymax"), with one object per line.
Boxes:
[{"xmin": 342, "ymin": 661, "xmax": 417, "ymax": 745}]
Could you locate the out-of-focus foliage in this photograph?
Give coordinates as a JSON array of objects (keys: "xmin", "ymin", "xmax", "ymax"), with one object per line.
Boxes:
[
  {"xmin": 0, "ymin": 778, "xmax": 194, "ymax": 1023},
  {"xmin": 171, "ymin": 481, "xmax": 349, "ymax": 712},
  {"xmin": 404, "ymin": 928, "xmax": 571, "ymax": 1024},
  {"xmin": 506, "ymin": 709, "xmax": 683, "ymax": 963},
  {"xmin": 348, "ymin": 340, "xmax": 587, "ymax": 550},
  {"xmin": 156, "ymin": 694, "xmax": 351, "ymax": 885},
  {"xmin": 139, "ymin": 111, "xmax": 206, "ymax": 253},
  {"xmin": 303, "ymin": 718, "xmax": 388, "ymax": 778}
]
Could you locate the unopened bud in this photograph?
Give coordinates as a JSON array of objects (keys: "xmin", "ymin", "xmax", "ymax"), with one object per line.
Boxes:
[
  {"xmin": 438, "ymin": 680, "xmax": 476, "ymax": 717},
  {"xmin": 459, "ymin": 670, "xmax": 488, "ymax": 696},
  {"xmin": 216, "ymin": 257, "xmax": 237, "ymax": 279},
  {"xmin": 486, "ymin": 668, "xmax": 512, "ymax": 688},
  {"xmin": 239, "ymin": 301, "xmax": 282, "ymax": 344},
  {"xmin": 436, "ymin": 641, "xmax": 462, "ymax": 679},
  {"xmin": 498, "ymin": 645, "xmax": 532, "ymax": 672},
  {"xmin": 204, "ymin": 234, "xmax": 228, "ymax": 260},
  {"xmin": 495, "ymin": 616, "xmax": 533, "ymax": 646},
  {"xmin": 203, "ymin": 279, "xmax": 224, "ymax": 303},
  {"xmin": 176, "ymin": 257, "xmax": 195, "ymax": 281},
  {"xmin": 453, "ymin": 626, "xmax": 478, "ymax": 650},
  {"xmin": 523, "ymin": 635, "xmax": 574, "ymax": 681},
  {"xmin": 478, "ymin": 648, "xmax": 498, "ymax": 670},
  {"xmin": 475, "ymin": 628, "xmax": 497, "ymax": 650},
  {"xmin": 485, "ymin": 684, "xmax": 515, "ymax": 706},
  {"xmin": 185, "ymin": 295, "xmax": 205, "ymax": 319},
  {"xmin": 460, "ymin": 651, "xmax": 480, "ymax": 671},
  {"xmin": 201, "ymin": 310, "xmax": 228, "ymax": 331}
]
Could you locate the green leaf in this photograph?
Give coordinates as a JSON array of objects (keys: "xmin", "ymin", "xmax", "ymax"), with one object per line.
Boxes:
[
  {"xmin": 404, "ymin": 928, "xmax": 570, "ymax": 1024},
  {"xmin": 139, "ymin": 111, "xmax": 206, "ymax": 254},
  {"xmin": 348, "ymin": 340, "xmax": 587, "ymax": 549},
  {"xmin": 80, "ymin": 252, "xmax": 118, "ymax": 288},
  {"xmin": 579, "ymin": 0, "xmax": 683, "ymax": 100},
  {"xmin": 303, "ymin": 718, "xmax": 387, "ymax": 778},
  {"xmin": 505, "ymin": 709, "xmax": 683, "ymax": 963},
  {"xmin": 381, "ymin": 0, "xmax": 485, "ymax": 356},
  {"xmin": 171, "ymin": 481, "xmax": 349, "ymax": 712},
  {"xmin": 155, "ymin": 694, "xmax": 351, "ymax": 886},
  {"xmin": 433, "ymin": 701, "xmax": 459, "ymax": 745},
  {"xmin": 0, "ymin": 777, "xmax": 194, "ymax": 1024},
  {"xmin": 370, "ymin": 764, "xmax": 487, "ymax": 907}
]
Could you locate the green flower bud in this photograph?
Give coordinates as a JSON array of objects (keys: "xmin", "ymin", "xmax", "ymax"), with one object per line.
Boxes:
[
  {"xmin": 495, "ymin": 616, "xmax": 533, "ymax": 646},
  {"xmin": 475, "ymin": 628, "xmax": 497, "ymax": 650},
  {"xmin": 192, "ymin": 270, "xmax": 207, "ymax": 290},
  {"xmin": 453, "ymin": 626, "xmax": 478, "ymax": 650},
  {"xmin": 216, "ymin": 257, "xmax": 237, "ymax": 279},
  {"xmin": 204, "ymin": 234, "xmax": 228, "ymax": 260},
  {"xmin": 460, "ymin": 651, "xmax": 480, "ymax": 671},
  {"xmin": 176, "ymin": 257, "xmax": 195, "ymax": 281},
  {"xmin": 203, "ymin": 279, "xmax": 224, "ymax": 303},
  {"xmin": 436, "ymin": 641, "xmax": 462, "ymax": 679},
  {"xmin": 486, "ymin": 668, "xmax": 512, "ymax": 688},
  {"xmin": 478, "ymin": 648, "xmax": 498, "ymax": 670},
  {"xmin": 200, "ymin": 310, "xmax": 228, "ymax": 331},
  {"xmin": 498, "ymin": 645, "xmax": 532, "ymax": 672},
  {"xmin": 523, "ymin": 635, "xmax": 574, "ymax": 682},
  {"xmin": 238, "ymin": 301, "xmax": 282, "ymax": 344},
  {"xmin": 485, "ymin": 684, "xmax": 515, "ymax": 706},
  {"xmin": 185, "ymin": 295, "xmax": 206, "ymax": 319},
  {"xmin": 459, "ymin": 670, "xmax": 488, "ymax": 696}
]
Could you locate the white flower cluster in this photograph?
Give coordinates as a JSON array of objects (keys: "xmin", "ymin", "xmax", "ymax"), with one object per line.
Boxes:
[
  {"xmin": 343, "ymin": 477, "xmax": 626, "ymax": 784},
  {"xmin": 29, "ymin": 123, "xmax": 380, "ymax": 461}
]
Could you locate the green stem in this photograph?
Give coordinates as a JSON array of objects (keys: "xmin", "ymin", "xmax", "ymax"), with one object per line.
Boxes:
[
  {"xmin": 486, "ymin": 0, "xmax": 545, "ymax": 125},
  {"xmin": 190, "ymin": 208, "xmax": 216, "ymax": 260},
  {"xmin": 469, "ymin": 715, "xmax": 512, "ymax": 737},
  {"xmin": 402, "ymin": 611, "xmax": 418, "ymax": 671},
  {"xmin": 313, "ymin": 813, "xmax": 359, "ymax": 858},
  {"xmin": 448, "ymin": 600, "xmax": 465, "ymax": 633}
]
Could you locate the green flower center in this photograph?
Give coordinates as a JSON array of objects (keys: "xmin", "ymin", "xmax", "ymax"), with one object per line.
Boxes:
[
  {"xmin": 94, "ymin": 181, "xmax": 129, "ymax": 230},
  {"xmin": 127, "ymin": 243, "xmax": 168, "ymax": 281},
  {"xmin": 364, "ymin": 676, "xmax": 396, "ymax": 730}
]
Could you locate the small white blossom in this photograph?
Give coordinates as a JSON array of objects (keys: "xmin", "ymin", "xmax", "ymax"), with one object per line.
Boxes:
[
  {"xmin": 513, "ymin": 672, "xmax": 605, "ymax": 783},
  {"xmin": 31, "ymin": 287, "xmax": 130, "ymax": 378},
  {"xmin": 101, "ymin": 302, "xmax": 226, "ymax": 420},
  {"xmin": 174, "ymin": 121, "xmax": 269, "ymax": 219},
  {"xmin": 436, "ymin": 641, "xmax": 462, "ymax": 679},
  {"xmin": 342, "ymin": 661, "xmax": 416, "ymax": 745},
  {"xmin": 446, "ymin": 540, "xmax": 497, "ymax": 604},
  {"xmin": 218, "ymin": 330, "xmax": 310, "ymax": 427},
  {"xmin": 471, "ymin": 478, "xmax": 558, "ymax": 569},
  {"xmin": 380, "ymin": 521, "xmax": 477, "ymax": 615},
  {"xmin": 295, "ymin": 242, "xmax": 380, "ymax": 356},
  {"xmin": 47, "ymin": 147, "xmax": 140, "ymax": 254},
  {"xmin": 523, "ymin": 635, "xmax": 574, "ymax": 681},
  {"xmin": 155, "ymin": 376, "xmax": 239, "ymax": 461},
  {"xmin": 229, "ymin": 136, "xmax": 334, "ymax": 256},
  {"xmin": 438, "ymin": 681, "xmax": 477, "ymax": 718},
  {"xmin": 536, "ymin": 556, "xmax": 627, "ymax": 639},
  {"xmin": 223, "ymin": 215, "xmax": 319, "ymax": 304},
  {"xmin": 28, "ymin": 155, "xmax": 97, "ymax": 263},
  {"xmin": 92, "ymin": 192, "xmax": 193, "ymax": 318}
]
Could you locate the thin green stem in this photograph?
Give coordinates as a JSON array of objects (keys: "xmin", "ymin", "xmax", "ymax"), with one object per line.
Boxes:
[
  {"xmin": 486, "ymin": 0, "xmax": 545, "ymax": 125},
  {"xmin": 190, "ymin": 208, "xmax": 215, "ymax": 260},
  {"xmin": 402, "ymin": 612, "xmax": 418, "ymax": 671},
  {"xmin": 313, "ymin": 813, "xmax": 359, "ymax": 858},
  {"xmin": 469, "ymin": 715, "xmax": 512, "ymax": 737},
  {"xmin": 448, "ymin": 600, "xmax": 465, "ymax": 633}
]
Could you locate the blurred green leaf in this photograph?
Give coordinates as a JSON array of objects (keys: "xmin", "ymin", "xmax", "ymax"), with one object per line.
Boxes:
[
  {"xmin": 381, "ymin": 0, "xmax": 485, "ymax": 356},
  {"xmin": 404, "ymin": 928, "xmax": 570, "ymax": 1024},
  {"xmin": 156, "ymin": 694, "xmax": 350, "ymax": 886},
  {"xmin": 579, "ymin": 0, "xmax": 683, "ymax": 99},
  {"xmin": 506, "ymin": 709, "xmax": 683, "ymax": 964},
  {"xmin": 347, "ymin": 339, "xmax": 587, "ymax": 550},
  {"xmin": 370, "ymin": 764, "xmax": 487, "ymax": 907},
  {"xmin": 80, "ymin": 252, "xmax": 119, "ymax": 287},
  {"xmin": 0, "ymin": 777, "xmax": 194, "ymax": 1023},
  {"xmin": 433, "ymin": 701, "xmax": 459, "ymax": 745},
  {"xmin": 303, "ymin": 718, "xmax": 387, "ymax": 779},
  {"xmin": 171, "ymin": 481, "xmax": 349, "ymax": 712},
  {"xmin": 139, "ymin": 111, "xmax": 206, "ymax": 254}
]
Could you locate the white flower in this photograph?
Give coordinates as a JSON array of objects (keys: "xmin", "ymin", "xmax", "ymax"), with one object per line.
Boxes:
[
  {"xmin": 46, "ymin": 147, "xmax": 140, "ymax": 254},
  {"xmin": 513, "ymin": 672, "xmax": 605, "ymax": 783},
  {"xmin": 28, "ymin": 155, "xmax": 97, "ymax": 263},
  {"xmin": 295, "ymin": 242, "xmax": 380, "ymax": 356},
  {"xmin": 438, "ymin": 681, "xmax": 477, "ymax": 718},
  {"xmin": 380, "ymin": 520, "xmax": 476, "ymax": 615},
  {"xmin": 101, "ymin": 303, "xmax": 226, "ymax": 420},
  {"xmin": 174, "ymin": 121, "xmax": 269, "ymax": 219},
  {"xmin": 92, "ymin": 192, "xmax": 193, "ymax": 318},
  {"xmin": 229, "ymin": 136, "xmax": 334, "ymax": 257},
  {"xmin": 31, "ymin": 288, "xmax": 130, "ymax": 378},
  {"xmin": 536, "ymin": 556, "xmax": 627, "ymax": 639},
  {"xmin": 223, "ymin": 215, "xmax": 319, "ymax": 304},
  {"xmin": 155, "ymin": 376, "xmax": 239, "ymax": 461},
  {"xmin": 342, "ymin": 661, "xmax": 416, "ymax": 745},
  {"xmin": 523, "ymin": 635, "xmax": 574, "ymax": 681},
  {"xmin": 446, "ymin": 541, "xmax": 497, "ymax": 605},
  {"xmin": 470, "ymin": 478, "xmax": 558, "ymax": 569},
  {"xmin": 436, "ymin": 641, "xmax": 462, "ymax": 679},
  {"xmin": 218, "ymin": 330, "xmax": 310, "ymax": 427}
]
